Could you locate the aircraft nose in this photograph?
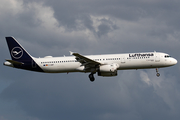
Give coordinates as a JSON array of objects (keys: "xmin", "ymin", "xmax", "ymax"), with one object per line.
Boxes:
[{"xmin": 172, "ymin": 58, "xmax": 178, "ymax": 65}]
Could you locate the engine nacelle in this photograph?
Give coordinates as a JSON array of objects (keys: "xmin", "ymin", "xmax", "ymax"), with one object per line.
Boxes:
[
  {"xmin": 98, "ymin": 63, "xmax": 119, "ymax": 76},
  {"xmin": 98, "ymin": 71, "xmax": 117, "ymax": 76}
]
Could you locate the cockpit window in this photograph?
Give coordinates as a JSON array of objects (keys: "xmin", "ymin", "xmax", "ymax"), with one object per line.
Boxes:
[{"xmin": 164, "ymin": 55, "xmax": 171, "ymax": 58}]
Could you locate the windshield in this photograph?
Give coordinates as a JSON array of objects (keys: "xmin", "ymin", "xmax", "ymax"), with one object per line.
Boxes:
[{"xmin": 164, "ymin": 55, "xmax": 171, "ymax": 58}]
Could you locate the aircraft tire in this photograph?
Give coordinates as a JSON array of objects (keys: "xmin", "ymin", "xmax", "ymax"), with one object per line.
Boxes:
[
  {"xmin": 89, "ymin": 74, "xmax": 95, "ymax": 82},
  {"xmin": 156, "ymin": 73, "xmax": 160, "ymax": 77}
]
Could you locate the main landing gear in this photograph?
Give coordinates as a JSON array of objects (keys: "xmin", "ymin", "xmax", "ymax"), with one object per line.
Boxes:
[
  {"xmin": 156, "ymin": 68, "xmax": 160, "ymax": 77},
  {"xmin": 89, "ymin": 73, "xmax": 95, "ymax": 82}
]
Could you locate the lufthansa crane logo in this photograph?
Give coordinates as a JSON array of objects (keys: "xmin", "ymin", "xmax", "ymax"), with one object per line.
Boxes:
[{"xmin": 11, "ymin": 47, "xmax": 23, "ymax": 59}]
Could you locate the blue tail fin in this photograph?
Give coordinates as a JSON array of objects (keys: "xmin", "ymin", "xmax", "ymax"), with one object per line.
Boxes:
[
  {"xmin": 6, "ymin": 37, "xmax": 33, "ymax": 61},
  {"xmin": 5, "ymin": 37, "xmax": 44, "ymax": 72}
]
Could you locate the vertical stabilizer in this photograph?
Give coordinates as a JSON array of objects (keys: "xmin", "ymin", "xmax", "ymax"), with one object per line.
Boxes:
[
  {"xmin": 5, "ymin": 37, "xmax": 43, "ymax": 72},
  {"xmin": 6, "ymin": 37, "xmax": 32, "ymax": 61}
]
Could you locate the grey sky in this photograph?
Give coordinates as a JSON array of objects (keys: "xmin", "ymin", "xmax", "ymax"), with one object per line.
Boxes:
[{"xmin": 0, "ymin": 0, "xmax": 180, "ymax": 120}]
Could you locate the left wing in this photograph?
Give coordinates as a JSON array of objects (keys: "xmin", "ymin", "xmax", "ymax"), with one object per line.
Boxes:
[{"xmin": 70, "ymin": 51, "xmax": 101, "ymax": 71}]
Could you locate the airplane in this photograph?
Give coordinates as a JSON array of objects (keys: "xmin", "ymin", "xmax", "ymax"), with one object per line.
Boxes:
[{"xmin": 4, "ymin": 37, "xmax": 178, "ymax": 82}]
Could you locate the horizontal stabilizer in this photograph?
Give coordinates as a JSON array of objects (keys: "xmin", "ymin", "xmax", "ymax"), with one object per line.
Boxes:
[{"xmin": 6, "ymin": 59, "xmax": 24, "ymax": 65}]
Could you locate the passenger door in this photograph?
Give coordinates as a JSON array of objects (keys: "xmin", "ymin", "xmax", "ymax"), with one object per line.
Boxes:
[
  {"xmin": 121, "ymin": 56, "xmax": 126, "ymax": 63},
  {"xmin": 155, "ymin": 53, "xmax": 160, "ymax": 62},
  {"xmin": 32, "ymin": 60, "xmax": 36, "ymax": 68}
]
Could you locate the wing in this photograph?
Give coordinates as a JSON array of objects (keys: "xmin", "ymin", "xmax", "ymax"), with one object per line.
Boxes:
[{"xmin": 70, "ymin": 51, "xmax": 101, "ymax": 71}]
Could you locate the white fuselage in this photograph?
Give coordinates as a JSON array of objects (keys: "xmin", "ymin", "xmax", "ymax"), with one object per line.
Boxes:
[{"xmin": 33, "ymin": 52, "xmax": 177, "ymax": 73}]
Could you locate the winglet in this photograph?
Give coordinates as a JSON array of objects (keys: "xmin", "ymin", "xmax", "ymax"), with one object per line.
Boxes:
[{"xmin": 69, "ymin": 51, "xmax": 73, "ymax": 55}]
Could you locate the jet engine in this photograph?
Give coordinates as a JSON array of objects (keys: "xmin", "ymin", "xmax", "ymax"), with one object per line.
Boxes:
[{"xmin": 98, "ymin": 63, "xmax": 119, "ymax": 76}]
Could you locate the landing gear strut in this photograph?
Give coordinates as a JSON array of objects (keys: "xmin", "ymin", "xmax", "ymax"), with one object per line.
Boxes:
[
  {"xmin": 89, "ymin": 73, "xmax": 95, "ymax": 82},
  {"xmin": 156, "ymin": 68, "xmax": 160, "ymax": 77}
]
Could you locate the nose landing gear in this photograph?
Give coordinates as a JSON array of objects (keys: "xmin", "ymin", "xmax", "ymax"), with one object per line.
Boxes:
[{"xmin": 156, "ymin": 68, "xmax": 160, "ymax": 77}]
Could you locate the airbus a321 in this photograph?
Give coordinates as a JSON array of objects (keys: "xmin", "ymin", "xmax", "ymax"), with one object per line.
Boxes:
[{"xmin": 4, "ymin": 37, "xmax": 178, "ymax": 82}]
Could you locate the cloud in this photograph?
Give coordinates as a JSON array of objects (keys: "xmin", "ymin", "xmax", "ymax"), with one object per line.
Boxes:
[{"xmin": 140, "ymin": 71, "xmax": 151, "ymax": 85}]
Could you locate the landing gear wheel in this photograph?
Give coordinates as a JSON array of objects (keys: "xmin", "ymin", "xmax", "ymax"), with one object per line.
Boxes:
[
  {"xmin": 89, "ymin": 74, "xmax": 95, "ymax": 82},
  {"xmin": 156, "ymin": 68, "xmax": 160, "ymax": 77},
  {"xmin": 156, "ymin": 73, "xmax": 160, "ymax": 77}
]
